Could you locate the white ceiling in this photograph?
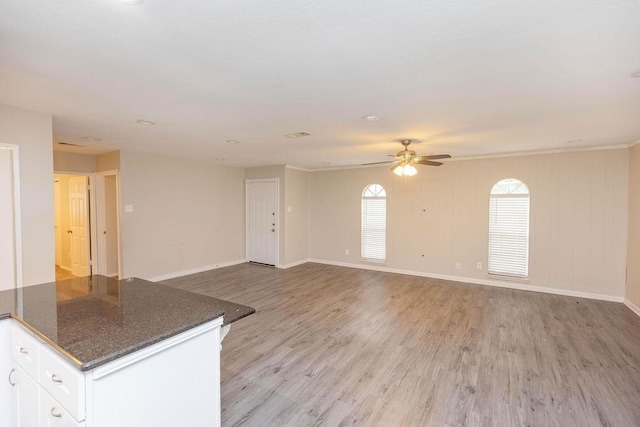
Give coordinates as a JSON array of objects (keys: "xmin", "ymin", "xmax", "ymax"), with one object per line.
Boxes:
[{"xmin": 1, "ymin": 0, "xmax": 639, "ymax": 169}]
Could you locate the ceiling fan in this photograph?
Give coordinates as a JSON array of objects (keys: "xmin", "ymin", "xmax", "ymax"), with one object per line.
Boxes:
[{"xmin": 363, "ymin": 139, "xmax": 451, "ymax": 176}]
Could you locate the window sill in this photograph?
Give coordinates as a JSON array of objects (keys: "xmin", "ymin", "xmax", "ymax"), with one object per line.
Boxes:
[
  {"xmin": 487, "ymin": 274, "xmax": 530, "ymax": 283},
  {"xmin": 361, "ymin": 259, "xmax": 386, "ymax": 266}
]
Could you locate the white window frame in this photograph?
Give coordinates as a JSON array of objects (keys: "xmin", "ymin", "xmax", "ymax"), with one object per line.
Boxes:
[
  {"xmin": 488, "ymin": 178, "xmax": 530, "ymax": 279},
  {"xmin": 361, "ymin": 184, "xmax": 386, "ymax": 264}
]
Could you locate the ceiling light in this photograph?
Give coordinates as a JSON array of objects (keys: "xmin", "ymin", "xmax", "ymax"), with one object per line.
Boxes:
[
  {"xmin": 392, "ymin": 162, "xmax": 418, "ymax": 177},
  {"xmin": 362, "ymin": 115, "xmax": 380, "ymax": 121},
  {"xmin": 136, "ymin": 119, "xmax": 155, "ymax": 125},
  {"xmin": 82, "ymin": 136, "xmax": 101, "ymax": 141},
  {"xmin": 115, "ymin": 0, "xmax": 144, "ymax": 5},
  {"xmin": 226, "ymin": 140, "xmax": 240, "ymax": 144},
  {"xmin": 285, "ymin": 132, "xmax": 312, "ymax": 138},
  {"xmin": 631, "ymin": 69, "xmax": 640, "ymax": 78}
]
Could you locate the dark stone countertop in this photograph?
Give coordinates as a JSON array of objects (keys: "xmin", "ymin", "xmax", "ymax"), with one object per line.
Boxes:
[{"xmin": 0, "ymin": 275, "xmax": 255, "ymax": 371}]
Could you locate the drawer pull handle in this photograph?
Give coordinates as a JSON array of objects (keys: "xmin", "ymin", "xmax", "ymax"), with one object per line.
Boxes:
[
  {"xmin": 8, "ymin": 369, "xmax": 16, "ymax": 386},
  {"xmin": 50, "ymin": 407, "xmax": 63, "ymax": 418},
  {"xmin": 51, "ymin": 374, "xmax": 63, "ymax": 384},
  {"xmin": 19, "ymin": 347, "xmax": 28, "ymax": 355}
]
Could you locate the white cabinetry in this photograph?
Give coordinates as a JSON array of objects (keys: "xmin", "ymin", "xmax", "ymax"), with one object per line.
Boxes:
[
  {"xmin": 8, "ymin": 317, "xmax": 223, "ymax": 427},
  {"xmin": 1, "ymin": 319, "xmax": 15, "ymax": 427}
]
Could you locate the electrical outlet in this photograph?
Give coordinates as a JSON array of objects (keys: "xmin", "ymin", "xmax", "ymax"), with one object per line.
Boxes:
[
  {"xmin": 455, "ymin": 262, "xmax": 461, "ymax": 270},
  {"xmin": 345, "ymin": 249, "xmax": 350, "ymax": 256},
  {"xmin": 476, "ymin": 262, "xmax": 482, "ymax": 269}
]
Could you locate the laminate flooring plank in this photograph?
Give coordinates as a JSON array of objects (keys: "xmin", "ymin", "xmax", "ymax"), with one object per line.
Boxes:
[{"xmin": 163, "ymin": 263, "xmax": 640, "ymax": 426}]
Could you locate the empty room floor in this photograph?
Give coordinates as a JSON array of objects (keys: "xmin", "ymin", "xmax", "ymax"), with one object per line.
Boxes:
[{"xmin": 163, "ymin": 263, "xmax": 640, "ymax": 426}]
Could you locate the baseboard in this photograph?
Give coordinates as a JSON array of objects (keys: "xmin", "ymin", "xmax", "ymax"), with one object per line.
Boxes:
[
  {"xmin": 279, "ymin": 258, "xmax": 310, "ymax": 269},
  {"xmin": 308, "ymin": 258, "xmax": 625, "ymax": 303},
  {"xmin": 146, "ymin": 259, "xmax": 246, "ymax": 282},
  {"xmin": 624, "ymin": 299, "xmax": 640, "ymax": 317}
]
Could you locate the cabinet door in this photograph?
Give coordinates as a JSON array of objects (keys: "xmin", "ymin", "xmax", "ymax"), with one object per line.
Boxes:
[
  {"xmin": 40, "ymin": 388, "xmax": 84, "ymax": 427},
  {"xmin": 0, "ymin": 320, "xmax": 14, "ymax": 427},
  {"xmin": 13, "ymin": 364, "xmax": 40, "ymax": 427}
]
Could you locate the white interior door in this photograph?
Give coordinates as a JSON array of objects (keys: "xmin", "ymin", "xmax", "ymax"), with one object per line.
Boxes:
[
  {"xmin": 69, "ymin": 176, "xmax": 90, "ymax": 276},
  {"xmin": 246, "ymin": 180, "xmax": 278, "ymax": 265},
  {"xmin": 0, "ymin": 148, "xmax": 16, "ymax": 291}
]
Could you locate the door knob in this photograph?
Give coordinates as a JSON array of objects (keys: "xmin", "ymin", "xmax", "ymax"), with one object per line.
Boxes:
[
  {"xmin": 67, "ymin": 230, "xmax": 73, "ymax": 234},
  {"xmin": 271, "ymin": 229, "xmax": 275, "ymax": 232}
]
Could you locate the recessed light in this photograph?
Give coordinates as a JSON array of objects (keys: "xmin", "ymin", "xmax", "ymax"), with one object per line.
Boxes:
[
  {"xmin": 565, "ymin": 139, "xmax": 583, "ymax": 144},
  {"xmin": 631, "ymin": 69, "xmax": 640, "ymax": 78},
  {"xmin": 285, "ymin": 132, "xmax": 312, "ymax": 138},
  {"xmin": 226, "ymin": 140, "xmax": 240, "ymax": 144},
  {"xmin": 362, "ymin": 115, "xmax": 380, "ymax": 121},
  {"xmin": 115, "ymin": 0, "xmax": 144, "ymax": 5},
  {"xmin": 136, "ymin": 119, "xmax": 155, "ymax": 125},
  {"xmin": 82, "ymin": 136, "xmax": 101, "ymax": 141}
]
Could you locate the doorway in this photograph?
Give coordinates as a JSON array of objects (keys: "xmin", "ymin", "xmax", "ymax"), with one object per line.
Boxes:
[
  {"xmin": 246, "ymin": 179, "xmax": 278, "ymax": 266},
  {"xmin": 54, "ymin": 173, "xmax": 92, "ymax": 279},
  {"xmin": 95, "ymin": 171, "xmax": 121, "ymax": 278}
]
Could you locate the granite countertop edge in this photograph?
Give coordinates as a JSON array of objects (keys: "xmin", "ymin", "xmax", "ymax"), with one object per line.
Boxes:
[
  {"xmin": 0, "ymin": 276, "xmax": 256, "ymax": 372},
  {"xmin": 11, "ymin": 311, "xmax": 226, "ymax": 371}
]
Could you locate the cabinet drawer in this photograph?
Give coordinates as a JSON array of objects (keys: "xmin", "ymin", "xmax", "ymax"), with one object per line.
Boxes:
[
  {"xmin": 10, "ymin": 324, "xmax": 39, "ymax": 380},
  {"xmin": 40, "ymin": 388, "xmax": 85, "ymax": 427},
  {"xmin": 39, "ymin": 345, "xmax": 85, "ymax": 421}
]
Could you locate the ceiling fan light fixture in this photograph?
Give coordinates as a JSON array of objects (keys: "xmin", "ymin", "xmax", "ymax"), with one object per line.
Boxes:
[
  {"xmin": 393, "ymin": 164, "xmax": 404, "ymax": 176},
  {"xmin": 403, "ymin": 164, "xmax": 417, "ymax": 176}
]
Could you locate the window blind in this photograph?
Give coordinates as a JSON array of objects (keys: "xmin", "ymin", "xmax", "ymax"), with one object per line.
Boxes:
[
  {"xmin": 361, "ymin": 185, "xmax": 386, "ymax": 263},
  {"xmin": 488, "ymin": 194, "xmax": 529, "ymax": 278}
]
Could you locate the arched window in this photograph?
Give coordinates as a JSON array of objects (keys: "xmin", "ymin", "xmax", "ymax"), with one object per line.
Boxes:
[
  {"xmin": 488, "ymin": 178, "xmax": 530, "ymax": 278},
  {"xmin": 361, "ymin": 184, "xmax": 386, "ymax": 263}
]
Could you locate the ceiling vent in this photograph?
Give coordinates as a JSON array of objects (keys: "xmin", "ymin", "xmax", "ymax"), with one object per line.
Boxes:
[
  {"xmin": 57, "ymin": 141, "xmax": 85, "ymax": 147},
  {"xmin": 285, "ymin": 131, "xmax": 312, "ymax": 138}
]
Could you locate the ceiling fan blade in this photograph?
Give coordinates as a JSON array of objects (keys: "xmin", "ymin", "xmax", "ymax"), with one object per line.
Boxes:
[
  {"xmin": 416, "ymin": 160, "xmax": 443, "ymax": 166},
  {"xmin": 414, "ymin": 154, "xmax": 451, "ymax": 161},
  {"xmin": 362, "ymin": 160, "xmax": 396, "ymax": 166}
]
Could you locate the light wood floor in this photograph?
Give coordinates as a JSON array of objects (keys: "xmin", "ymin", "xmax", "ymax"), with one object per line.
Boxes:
[{"xmin": 163, "ymin": 263, "xmax": 640, "ymax": 426}]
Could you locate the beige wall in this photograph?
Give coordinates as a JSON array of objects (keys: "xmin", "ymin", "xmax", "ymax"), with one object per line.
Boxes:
[
  {"xmin": 0, "ymin": 104, "xmax": 54, "ymax": 285},
  {"xmin": 53, "ymin": 151, "xmax": 95, "ymax": 173},
  {"xmin": 284, "ymin": 167, "xmax": 309, "ymax": 265},
  {"xmin": 119, "ymin": 151, "xmax": 245, "ymax": 279},
  {"xmin": 97, "ymin": 151, "xmax": 120, "ymax": 172},
  {"xmin": 309, "ymin": 148, "xmax": 629, "ymax": 299},
  {"xmin": 626, "ymin": 144, "xmax": 640, "ymax": 308}
]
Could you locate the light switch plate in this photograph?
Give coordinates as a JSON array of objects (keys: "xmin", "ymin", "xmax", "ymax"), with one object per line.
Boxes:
[{"xmin": 125, "ymin": 204, "xmax": 134, "ymax": 213}]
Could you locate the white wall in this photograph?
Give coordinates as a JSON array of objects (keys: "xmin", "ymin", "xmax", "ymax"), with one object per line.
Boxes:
[
  {"xmin": 119, "ymin": 151, "xmax": 245, "ymax": 280},
  {"xmin": 309, "ymin": 148, "xmax": 629, "ymax": 299},
  {"xmin": 0, "ymin": 104, "xmax": 54, "ymax": 286},
  {"xmin": 626, "ymin": 144, "xmax": 640, "ymax": 310},
  {"xmin": 283, "ymin": 167, "xmax": 309, "ymax": 266}
]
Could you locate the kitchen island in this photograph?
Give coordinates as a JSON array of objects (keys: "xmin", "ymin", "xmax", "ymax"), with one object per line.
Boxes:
[{"xmin": 0, "ymin": 275, "xmax": 255, "ymax": 427}]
